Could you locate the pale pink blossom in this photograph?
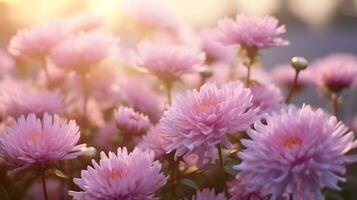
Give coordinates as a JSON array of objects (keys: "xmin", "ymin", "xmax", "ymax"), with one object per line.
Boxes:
[
  {"xmin": 114, "ymin": 106, "xmax": 151, "ymax": 136},
  {"xmin": 217, "ymin": 14, "xmax": 288, "ymax": 49},
  {"xmin": 50, "ymin": 30, "xmax": 118, "ymax": 74},
  {"xmin": 138, "ymin": 125, "xmax": 166, "ymax": 158},
  {"xmin": 135, "ymin": 41, "xmax": 205, "ymax": 83},
  {"xmin": 8, "ymin": 21, "xmax": 69, "ymax": 59},
  {"xmin": 312, "ymin": 53, "xmax": 357, "ymax": 92},
  {"xmin": 0, "ymin": 80, "xmax": 64, "ymax": 119}
]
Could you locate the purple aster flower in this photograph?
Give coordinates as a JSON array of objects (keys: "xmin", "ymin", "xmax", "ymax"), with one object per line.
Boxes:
[
  {"xmin": 0, "ymin": 113, "xmax": 94, "ymax": 169},
  {"xmin": 114, "ymin": 106, "xmax": 151, "ymax": 136},
  {"xmin": 186, "ymin": 188, "xmax": 227, "ymax": 200},
  {"xmin": 199, "ymin": 28, "xmax": 234, "ymax": 63},
  {"xmin": 135, "ymin": 41, "xmax": 205, "ymax": 84},
  {"xmin": 249, "ymin": 82, "xmax": 284, "ymax": 114},
  {"xmin": 312, "ymin": 53, "xmax": 357, "ymax": 93},
  {"xmin": 160, "ymin": 81, "xmax": 260, "ymax": 165},
  {"xmin": 271, "ymin": 64, "xmax": 313, "ymax": 88},
  {"xmin": 227, "ymin": 173, "xmax": 264, "ymax": 200},
  {"xmin": 69, "ymin": 147, "xmax": 167, "ymax": 200},
  {"xmin": 119, "ymin": 77, "xmax": 163, "ymax": 123},
  {"xmin": 235, "ymin": 105, "xmax": 357, "ymax": 199},
  {"xmin": 50, "ymin": 30, "xmax": 118, "ymax": 74},
  {"xmin": 8, "ymin": 21, "xmax": 69, "ymax": 59},
  {"xmin": 0, "ymin": 80, "xmax": 64, "ymax": 119},
  {"xmin": 138, "ymin": 125, "xmax": 166, "ymax": 158},
  {"xmin": 216, "ymin": 14, "xmax": 288, "ymax": 49}
]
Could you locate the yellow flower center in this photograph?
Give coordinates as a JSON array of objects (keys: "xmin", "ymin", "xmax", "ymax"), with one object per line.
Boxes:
[
  {"xmin": 31, "ymin": 132, "xmax": 41, "ymax": 141},
  {"xmin": 283, "ymin": 137, "xmax": 302, "ymax": 148},
  {"xmin": 110, "ymin": 170, "xmax": 121, "ymax": 180},
  {"xmin": 196, "ymin": 101, "xmax": 212, "ymax": 113}
]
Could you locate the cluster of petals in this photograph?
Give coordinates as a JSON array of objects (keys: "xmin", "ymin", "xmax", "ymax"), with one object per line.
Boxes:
[
  {"xmin": 135, "ymin": 41, "xmax": 205, "ymax": 83},
  {"xmin": 249, "ymin": 82, "xmax": 284, "ymax": 114},
  {"xmin": 69, "ymin": 147, "xmax": 166, "ymax": 200},
  {"xmin": 0, "ymin": 113, "xmax": 93, "ymax": 168},
  {"xmin": 160, "ymin": 81, "xmax": 260, "ymax": 165},
  {"xmin": 311, "ymin": 53, "xmax": 357, "ymax": 92},
  {"xmin": 50, "ymin": 30, "xmax": 118, "ymax": 74},
  {"xmin": 217, "ymin": 14, "xmax": 288, "ymax": 49},
  {"xmin": 227, "ymin": 173, "xmax": 264, "ymax": 200},
  {"xmin": 187, "ymin": 188, "xmax": 227, "ymax": 200},
  {"xmin": 138, "ymin": 124, "xmax": 166, "ymax": 158},
  {"xmin": 119, "ymin": 77, "xmax": 163, "ymax": 123},
  {"xmin": 235, "ymin": 105, "xmax": 357, "ymax": 199},
  {"xmin": 114, "ymin": 106, "xmax": 151, "ymax": 136}
]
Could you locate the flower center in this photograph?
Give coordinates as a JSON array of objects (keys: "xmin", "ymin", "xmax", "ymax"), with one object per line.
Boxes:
[
  {"xmin": 110, "ymin": 170, "xmax": 122, "ymax": 180},
  {"xmin": 31, "ymin": 132, "xmax": 41, "ymax": 141},
  {"xmin": 196, "ymin": 101, "xmax": 212, "ymax": 113},
  {"xmin": 283, "ymin": 137, "xmax": 302, "ymax": 148}
]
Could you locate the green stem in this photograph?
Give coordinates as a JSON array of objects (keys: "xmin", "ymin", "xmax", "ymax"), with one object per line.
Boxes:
[
  {"xmin": 165, "ymin": 82, "xmax": 172, "ymax": 105},
  {"xmin": 217, "ymin": 144, "xmax": 224, "ymax": 173},
  {"xmin": 285, "ymin": 69, "xmax": 300, "ymax": 103},
  {"xmin": 330, "ymin": 92, "xmax": 339, "ymax": 118},
  {"xmin": 41, "ymin": 171, "xmax": 48, "ymax": 200},
  {"xmin": 82, "ymin": 74, "xmax": 89, "ymax": 132}
]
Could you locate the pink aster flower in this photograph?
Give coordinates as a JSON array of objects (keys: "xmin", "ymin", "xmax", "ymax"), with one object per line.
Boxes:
[
  {"xmin": 227, "ymin": 173, "xmax": 264, "ymax": 200},
  {"xmin": 350, "ymin": 116, "xmax": 357, "ymax": 133},
  {"xmin": 0, "ymin": 48, "xmax": 14, "ymax": 77},
  {"xmin": 271, "ymin": 64, "xmax": 313, "ymax": 88},
  {"xmin": 217, "ymin": 14, "xmax": 288, "ymax": 49},
  {"xmin": 187, "ymin": 188, "xmax": 227, "ymax": 200},
  {"xmin": 199, "ymin": 28, "xmax": 234, "ymax": 63},
  {"xmin": 312, "ymin": 53, "xmax": 357, "ymax": 93},
  {"xmin": 95, "ymin": 123, "xmax": 119, "ymax": 151},
  {"xmin": 160, "ymin": 81, "xmax": 260, "ymax": 165},
  {"xmin": 50, "ymin": 30, "xmax": 118, "ymax": 74},
  {"xmin": 124, "ymin": 0, "xmax": 179, "ymax": 31},
  {"xmin": 26, "ymin": 179, "xmax": 65, "ymax": 200},
  {"xmin": 8, "ymin": 21, "xmax": 68, "ymax": 59},
  {"xmin": 138, "ymin": 125, "xmax": 166, "ymax": 158},
  {"xmin": 0, "ymin": 113, "xmax": 94, "ymax": 169},
  {"xmin": 0, "ymin": 80, "xmax": 64, "ymax": 119},
  {"xmin": 114, "ymin": 106, "xmax": 151, "ymax": 136},
  {"xmin": 249, "ymin": 83, "xmax": 284, "ymax": 114},
  {"xmin": 67, "ymin": 14, "xmax": 103, "ymax": 33},
  {"xmin": 135, "ymin": 41, "xmax": 205, "ymax": 84},
  {"xmin": 235, "ymin": 105, "xmax": 357, "ymax": 199},
  {"xmin": 120, "ymin": 77, "xmax": 163, "ymax": 123},
  {"xmin": 69, "ymin": 147, "xmax": 167, "ymax": 200}
]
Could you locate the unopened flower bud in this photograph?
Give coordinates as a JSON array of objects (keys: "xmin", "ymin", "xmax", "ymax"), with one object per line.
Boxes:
[{"xmin": 290, "ymin": 56, "xmax": 308, "ymax": 71}]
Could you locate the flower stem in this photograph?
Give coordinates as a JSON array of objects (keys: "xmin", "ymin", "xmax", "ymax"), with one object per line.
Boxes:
[
  {"xmin": 285, "ymin": 69, "xmax": 300, "ymax": 103},
  {"xmin": 169, "ymin": 152, "xmax": 178, "ymax": 196},
  {"xmin": 330, "ymin": 92, "xmax": 339, "ymax": 118},
  {"xmin": 41, "ymin": 171, "xmax": 48, "ymax": 200},
  {"xmin": 41, "ymin": 58, "xmax": 53, "ymax": 89},
  {"xmin": 82, "ymin": 74, "xmax": 89, "ymax": 132},
  {"xmin": 165, "ymin": 82, "xmax": 172, "ymax": 105},
  {"xmin": 217, "ymin": 144, "xmax": 224, "ymax": 173}
]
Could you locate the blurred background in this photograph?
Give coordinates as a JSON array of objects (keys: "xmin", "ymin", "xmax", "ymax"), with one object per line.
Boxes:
[
  {"xmin": 0, "ymin": 0, "xmax": 356, "ymax": 125},
  {"xmin": 0, "ymin": 0, "xmax": 357, "ymax": 68}
]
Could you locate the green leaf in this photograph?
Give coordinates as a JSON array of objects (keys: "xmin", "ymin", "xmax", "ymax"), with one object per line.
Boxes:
[
  {"xmin": 46, "ymin": 168, "xmax": 69, "ymax": 179},
  {"xmin": 180, "ymin": 179, "xmax": 200, "ymax": 190}
]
